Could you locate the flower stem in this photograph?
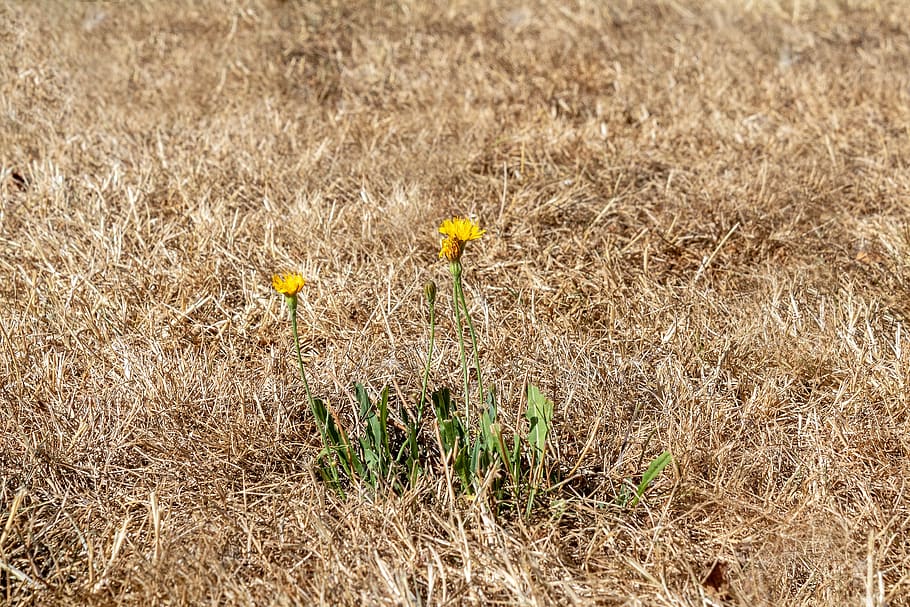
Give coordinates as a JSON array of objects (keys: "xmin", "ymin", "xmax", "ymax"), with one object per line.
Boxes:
[
  {"xmin": 289, "ymin": 298, "xmax": 331, "ymax": 446},
  {"xmin": 290, "ymin": 297, "xmax": 343, "ymax": 489},
  {"xmin": 454, "ymin": 273, "xmax": 484, "ymax": 410},
  {"xmin": 450, "ymin": 263, "xmax": 472, "ymax": 451},
  {"xmin": 289, "ymin": 299, "xmax": 315, "ymax": 409}
]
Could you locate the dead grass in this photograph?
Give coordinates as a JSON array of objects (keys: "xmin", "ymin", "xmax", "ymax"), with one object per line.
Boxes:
[{"xmin": 2, "ymin": 0, "xmax": 910, "ymax": 604}]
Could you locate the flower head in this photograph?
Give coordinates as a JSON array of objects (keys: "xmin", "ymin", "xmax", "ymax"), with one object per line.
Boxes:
[
  {"xmin": 272, "ymin": 272, "xmax": 306, "ymax": 298},
  {"xmin": 438, "ymin": 217, "xmax": 484, "ymax": 262},
  {"xmin": 424, "ymin": 280, "xmax": 437, "ymax": 305},
  {"xmin": 439, "ymin": 217, "xmax": 485, "ymax": 243}
]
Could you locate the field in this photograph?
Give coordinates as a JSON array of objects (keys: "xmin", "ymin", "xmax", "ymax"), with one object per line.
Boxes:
[{"xmin": 2, "ymin": 0, "xmax": 910, "ymax": 604}]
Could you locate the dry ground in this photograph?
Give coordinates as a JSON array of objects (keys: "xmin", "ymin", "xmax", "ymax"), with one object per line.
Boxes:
[{"xmin": 2, "ymin": 0, "xmax": 910, "ymax": 604}]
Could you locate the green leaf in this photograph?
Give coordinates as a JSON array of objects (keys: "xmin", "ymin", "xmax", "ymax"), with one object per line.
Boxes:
[
  {"xmin": 480, "ymin": 403, "xmax": 499, "ymax": 454},
  {"xmin": 522, "ymin": 385, "xmax": 555, "ymax": 514},
  {"xmin": 630, "ymin": 451, "xmax": 672, "ymax": 508},
  {"xmin": 312, "ymin": 397, "xmax": 361, "ymax": 479},
  {"xmin": 377, "ymin": 386, "xmax": 390, "ymax": 455},
  {"xmin": 352, "ymin": 384, "xmax": 395, "ymax": 487},
  {"xmin": 525, "ymin": 385, "xmax": 554, "ymax": 467},
  {"xmin": 511, "ymin": 433, "xmax": 522, "ymax": 482},
  {"xmin": 354, "ymin": 383, "xmax": 367, "ymax": 417},
  {"xmin": 432, "ymin": 388, "xmax": 463, "ymax": 456},
  {"xmin": 432, "ymin": 388, "xmax": 473, "ymax": 489}
]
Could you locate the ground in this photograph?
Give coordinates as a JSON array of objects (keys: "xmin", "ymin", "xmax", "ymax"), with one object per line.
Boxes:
[{"xmin": 2, "ymin": 0, "xmax": 910, "ymax": 605}]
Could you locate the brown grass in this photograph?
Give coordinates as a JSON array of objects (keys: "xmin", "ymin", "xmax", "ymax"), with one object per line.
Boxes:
[{"xmin": 2, "ymin": 0, "xmax": 910, "ymax": 604}]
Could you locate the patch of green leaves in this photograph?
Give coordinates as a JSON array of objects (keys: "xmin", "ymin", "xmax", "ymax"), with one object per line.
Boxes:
[{"xmin": 312, "ymin": 383, "xmax": 425, "ymax": 495}]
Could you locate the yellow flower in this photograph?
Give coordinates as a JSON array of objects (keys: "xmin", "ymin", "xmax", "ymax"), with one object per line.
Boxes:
[
  {"xmin": 439, "ymin": 217, "xmax": 485, "ymax": 243},
  {"xmin": 272, "ymin": 273, "xmax": 306, "ymax": 297},
  {"xmin": 438, "ymin": 217, "xmax": 485, "ymax": 261}
]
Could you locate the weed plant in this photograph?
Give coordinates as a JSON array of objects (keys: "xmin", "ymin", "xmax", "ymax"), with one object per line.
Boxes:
[{"xmin": 272, "ymin": 218, "xmax": 629, "ymax": 515}]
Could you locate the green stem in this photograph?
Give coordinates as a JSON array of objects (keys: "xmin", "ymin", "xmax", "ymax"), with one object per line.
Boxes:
[
  {"xmin": 455, "ymin": 273, "xmax": 484, "ymax": 410},
  {"xmin": 288, "ymin": 296, "xmax": 343, "ymax": 494},
  {"xmin": 291, "ymin": 299, "xmax": 329, "ymax": 452},
  {"xmin": 290, "ymin": 299, "xmax": 316, "ymax": 411},
  {"xmin": 450, "ymin": 264, "xmax": 472, "ymax": 452}
]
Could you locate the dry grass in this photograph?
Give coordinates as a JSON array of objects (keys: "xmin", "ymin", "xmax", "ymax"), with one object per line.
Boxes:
[{"xmin": 2, "ymin": 0, "xmax": 910, "ymax": 604}]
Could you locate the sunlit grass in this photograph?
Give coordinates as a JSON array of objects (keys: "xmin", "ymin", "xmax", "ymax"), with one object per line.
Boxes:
[{"xmin": 3, "ymin": 1, "xmax": 909, "ymax": 604}]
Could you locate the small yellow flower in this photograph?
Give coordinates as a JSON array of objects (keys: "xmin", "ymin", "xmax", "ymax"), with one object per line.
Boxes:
[
  {"xmin": 272, "ymin": 273, "xmax": 306, "ymax": 297},
  {"xmin": 439, "ymin": 217, "xmax": 485, "ymax": 243},
  {"xmin": 438, "ymin": 217, "xmax": 484, "ymax": 261}
]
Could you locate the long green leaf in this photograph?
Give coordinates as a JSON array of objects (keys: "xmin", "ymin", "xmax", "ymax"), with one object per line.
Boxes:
[
  {"xmin": 313, "ymin": 397, "xmax": 361, "ymax": 479},
  {"xmin": 525, "ymin": 385, "xmax": 554, "ymax": 472},
  {"xmin": 630, "ymin": 451, "xmax": 672, "ymax": 507},
  {"xmin": 353, "ymin": 384, "xmax": 394, "ymax": 487}
]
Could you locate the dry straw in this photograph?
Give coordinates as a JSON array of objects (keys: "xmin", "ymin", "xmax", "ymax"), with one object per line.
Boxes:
[{"xmin": 3, "ymin": 0, "xmax": 910, "ymax": 604}]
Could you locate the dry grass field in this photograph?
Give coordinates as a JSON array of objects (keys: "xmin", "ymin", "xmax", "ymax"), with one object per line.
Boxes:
[{"xmin": 2, "ymin": 0, "xmax": 910, "ymax": 604}]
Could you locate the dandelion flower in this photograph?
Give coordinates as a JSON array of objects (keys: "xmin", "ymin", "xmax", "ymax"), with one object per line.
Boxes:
[
  {"xmin": 438, "ymin": 217, "xmax": 484, "ymax": 261},
  {"xmin": 439, "ymin": 217, "xmax": 485, "ymax": 243},
  {"xmin": 272, "ymin": 273, "xmax": 306, "ymax": 297}
]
